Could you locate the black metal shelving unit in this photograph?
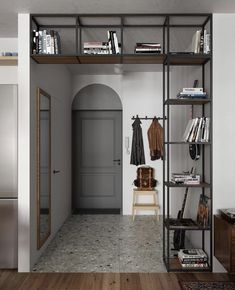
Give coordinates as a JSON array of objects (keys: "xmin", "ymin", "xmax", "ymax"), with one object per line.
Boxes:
[
  {"xmin": 30, "ymin": 13, "xmax": 213, "ymax": 272},
  {"xmin": 163, "ymin": 14, "xmax": 213, "ymax": 272}
]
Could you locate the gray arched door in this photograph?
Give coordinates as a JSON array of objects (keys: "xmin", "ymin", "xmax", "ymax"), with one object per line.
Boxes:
[{"xmin": 72, "ymin": 84, "xmax": 122, "ymax": 212}]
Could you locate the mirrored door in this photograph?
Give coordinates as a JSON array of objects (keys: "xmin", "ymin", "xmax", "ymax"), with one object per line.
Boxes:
[{"xmin": 37, "ymin": 88, "xmax": 51, "ymax": 249}]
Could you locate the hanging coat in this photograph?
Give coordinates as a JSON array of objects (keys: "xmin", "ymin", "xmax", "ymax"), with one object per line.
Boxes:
[
  {"xmin": 130, "ymin": 118, "xmax": 146, "ymax": 166},
  {"xmin": 147, "ymin": 118, "xmax": 163, "ymax": 160}
]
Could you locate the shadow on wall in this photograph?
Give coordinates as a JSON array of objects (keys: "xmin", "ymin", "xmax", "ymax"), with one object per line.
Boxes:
[{"xmin": 72, "ymin": 84, "xmax": 122, "ymax": 110}]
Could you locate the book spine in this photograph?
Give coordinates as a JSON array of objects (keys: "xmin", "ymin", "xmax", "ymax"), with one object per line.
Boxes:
[
  {"xmin": 113, "ymin": 32, "xmax": 120, "ymax": 54},
  {"xmin": 42, "ymin": 30, "xmax": 47, "ymax": 54},
  {"xmin": 38, "ymin": 31, "xmax": 43, "ymax": 54},
  {"xmin": 46, "ymin": 34, "xmax": 51, "ymax": 54},
  {"xmin": 188, "ymin": 118, "xmax": 198, "ymax": 142},
  {"xmin": 107, "ymin": 31, "xmax": 112, "ymax": 54},
  {"xmin": 50, "ymin": 30, "xmax": 54, "ymax": 54},
  {"xmin": 32, "ymin": 30, "xmax": 37, "ymax": 54}
]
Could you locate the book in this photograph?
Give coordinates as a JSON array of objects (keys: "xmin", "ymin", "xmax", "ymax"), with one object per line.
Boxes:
[
  {"xmin": 113, "ymin": 32, "xmax": 120, "ymax": 54},
  {"xmin": 178, "ymin": 249, "xmax": 207, "ymax": 259},
  {"xmin": 188, "ymin": 118, "xmax": 199, "ymax": 142},
  {"xmin": 42, "ymin": 30, "xmax": 47, "ymax": 54},
  {"xmin": 197, "ymin": 194, "xmax": 210, "ymax": 227},
  {"xmin": 182, "ymin": 88, "xmax": 203, "ymax": 93},
  {"xmin": 182, "ymin": 119, "xmax": 194, "ymax": 142}
]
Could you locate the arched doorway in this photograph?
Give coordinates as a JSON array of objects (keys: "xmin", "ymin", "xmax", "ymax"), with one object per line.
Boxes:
[{"xmin": 72, "ymin": 84, "xmax": 122, "ymax": 213}]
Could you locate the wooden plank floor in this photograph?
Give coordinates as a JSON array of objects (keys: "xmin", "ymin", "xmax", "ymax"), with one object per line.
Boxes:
[{"xmin": 1, "ymin": 271, "xmax": 235, "ymax": 290}]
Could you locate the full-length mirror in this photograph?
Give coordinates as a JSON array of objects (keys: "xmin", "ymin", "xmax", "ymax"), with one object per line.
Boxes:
[{"xmin": 37, "ymin": 88, "xmax": 51, "ymax": 249}]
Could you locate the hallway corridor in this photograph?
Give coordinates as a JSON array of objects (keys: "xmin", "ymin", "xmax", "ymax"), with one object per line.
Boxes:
[{"xmin": 33, "ymin": 215, "xmax": 165, "ymax": 272}]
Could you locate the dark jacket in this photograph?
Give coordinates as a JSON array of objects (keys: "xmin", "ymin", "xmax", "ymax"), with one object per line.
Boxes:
[
  {"xmin": 147, "ymin": 118, "xmax": 163, "ymax": 160},
  {"xmin": 130, "ymin": 118, "xmax": 146, "ymax": 166}
]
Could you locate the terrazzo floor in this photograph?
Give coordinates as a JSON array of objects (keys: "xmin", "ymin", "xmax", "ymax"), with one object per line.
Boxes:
[{"xmin": 33, "ymin": 215, "xmax": 166, "ymax": 272}]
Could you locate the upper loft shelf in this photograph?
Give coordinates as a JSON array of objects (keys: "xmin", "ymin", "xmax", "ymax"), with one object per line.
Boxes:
[
  {"xmin": 31, "ymin": 53, "xmax": 211, "ymax": 65},
  {"xmin": 0, "ymin": 56, "xmax": 18, "ymax": 66},
  {"xmin": 164, "ymin": 98, "xmax": 211, "ymax": 105},
  {"xmin": 31, "ymin": 54, "xmax": 166, "ymax": 64},
  {"xmin": 167, "ymin": 53, "xmax": 211, "ymax": 65}
]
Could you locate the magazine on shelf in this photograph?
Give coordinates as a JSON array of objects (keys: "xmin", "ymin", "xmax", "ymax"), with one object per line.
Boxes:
[
  {"xmin": 182, "ymin": 117, "xmax": 210, "ymax": 143},
  {"xmin": 197, "ymin": 194, "xmax": 210, "ymax": 227}
]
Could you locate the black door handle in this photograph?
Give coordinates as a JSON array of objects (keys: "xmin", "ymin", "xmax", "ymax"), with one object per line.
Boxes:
[
  {"xmin": 53, "ymin": 170, "xmax": 60, "ymax": 174},
  {"xmin": 113, "ymin": 159, "xmax": 121, "ymax": 162}
]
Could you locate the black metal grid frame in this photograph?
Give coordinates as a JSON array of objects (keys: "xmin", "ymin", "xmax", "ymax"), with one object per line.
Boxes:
[
  {"xmin": 30, "ymin": 13, "xmax": 212, "ymax": 58},
  {"xmin": 30, "ymin": 13, "xmax": 213, "ymax": 273},
  {"xmin": 162, "ymin": 14, "xmax": 213, "ymax": 272}
]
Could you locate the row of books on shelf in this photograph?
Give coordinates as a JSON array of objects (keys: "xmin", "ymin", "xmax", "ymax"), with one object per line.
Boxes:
[
  {"xmin": 134, "ymin": 43, "xmax": 161, "ymax": 54},
  {"xmin": 171, "ymin": 172, "xmax": 200, "ymax": 185},
  {"xmin": 182, "ymin": 117, "xmax": 210, "ymax": 143},
  {"xmin": 191, "ymin": 29, "xmax": 210, "ymax": 54},
  {"xmin": 84, "ymin": 31, "xmax": 120, "ymax": 55},
  {"xmin": 1, "ymin": 52, "xmax": 18, "ymax": 56},
  {"xmin": 178, "ymin": 249, "xmax": 208, "ymax": 268},
  {"xmin": 32, "ymin": 29, "xmax": 61, "ymax": 55},
  {"xmin": 177, "ymin": 87, "xmax": 207, "ymax": 99}
]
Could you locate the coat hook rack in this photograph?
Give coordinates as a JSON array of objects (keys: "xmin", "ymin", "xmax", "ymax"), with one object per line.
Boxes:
[{"xmin": 131, "ymin": 115, "xmax": 167, "ymax": 120}]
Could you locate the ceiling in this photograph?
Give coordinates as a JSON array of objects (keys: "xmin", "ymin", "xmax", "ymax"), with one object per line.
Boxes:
[{"xmin": 1, "ymin": 0, "xmax": 235, "ymax": 37}]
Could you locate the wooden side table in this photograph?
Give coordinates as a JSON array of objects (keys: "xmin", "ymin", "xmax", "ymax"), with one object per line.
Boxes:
[
  {"xmin": 132, "ymin": 188, "xmax": 160, "ymax": 221},
  {"xmin": 214, "ymin": 215, "xmax": 235, "ymax": 273}
]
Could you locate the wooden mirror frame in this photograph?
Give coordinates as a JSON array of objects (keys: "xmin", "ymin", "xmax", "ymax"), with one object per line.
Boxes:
[{"xmin": 37, "ymin": 88, "xmax": 51, "ymax": 249}]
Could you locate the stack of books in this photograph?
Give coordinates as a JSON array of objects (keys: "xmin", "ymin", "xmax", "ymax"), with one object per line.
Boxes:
[
  {"xmin": 134, "ymin": 43, "xmax": 161, "ymax": 54},
  {"xmin": 182, "ymin": 117, "xmax": 210, "ymax": 143},
  {"xmin": 32, "ymin": 29, "xmax": 61, "ymax": 55},
  {"xmin": 191, "ymin": 30, "xmax": 210, "ymax": 54},
  {"xmin": 83, "ymin": 42, "xmax": 109, "ymax": 54},
  {"xmin": 178, "ymin": 249, "xmax": 208, "ymax": 268},
  {"xmin": 177, "ymin": 87, "xmax": 207, "ymax": 99},
  {"xmin": 1, "ymin": 52, "xmax": 18, "ymax": 56},
  {"xmin": 171, "ymin": 172, "xmax": 200, "ymax": 185},
  {"xmin": 83, "ymin": 31, "xmax": 120, "ymax": 55}
]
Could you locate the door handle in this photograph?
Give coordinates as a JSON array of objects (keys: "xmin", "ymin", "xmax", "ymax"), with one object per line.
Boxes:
[
  {"xmin": 113, "ymin": 159, "xmax": 121, "ymax": 165},
  {"xmin": 53, "ymin": 170, "xmax": 60, "ymax": 174}
]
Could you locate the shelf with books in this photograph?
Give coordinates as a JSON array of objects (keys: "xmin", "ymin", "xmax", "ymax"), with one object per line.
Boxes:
[
  {"xmin": 163, "ymin": 14, "xmax": 212, "ymax": 273},
  {"xmin": 165, "ymin": 258, "xmax": 211, "ymax": 272},
  {"xmin": 166, "ymin": 53, "xmax": 211, "ymax": 65},
  {"xmin": 164, "ymin": 218, "xmax": 210, "ymax": 230},
  {"xmin": 31, "ymin": 53, "xmax": 166, "ymax": 64},
  {"xmin": 31, "ymin": 55, "xmax": 80, "ymax": 64},
  {"xmin": 164, "ymin": 141, "xmax": 211, "ymax": 145},
  {"xmin": 0, "ymin": 56, "xmax": 18, "ymax": 66},
  {"xmin": 164, "ymin": 181, "xmax": 211, "ymax": 188},
  {"xmin": 164, "ymin": 98, "xmax": 211, "ymax": 105}
]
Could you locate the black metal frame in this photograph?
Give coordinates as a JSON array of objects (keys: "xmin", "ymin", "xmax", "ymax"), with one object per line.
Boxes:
[
  {"xmin": 30, "ymin": 13, "xmax": 212, "ymax": 57},
  {"xmin": 30, "ymin": 13, "xmax": 213, "ymax": 273},
  {"xmin": 162, "ymin": 14, "xmax": 213, "ymax": 272}
]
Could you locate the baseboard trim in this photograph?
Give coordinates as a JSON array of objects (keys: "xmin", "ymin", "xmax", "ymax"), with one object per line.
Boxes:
[{"xmin": 73, "ymin": 208, "xmax": 121, "ymax": 214}]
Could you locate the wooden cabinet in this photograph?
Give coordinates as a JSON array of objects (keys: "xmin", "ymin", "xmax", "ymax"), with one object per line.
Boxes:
[{"xmin": 214, "ymin": 215, "xmax": 235, "ymax": 273}]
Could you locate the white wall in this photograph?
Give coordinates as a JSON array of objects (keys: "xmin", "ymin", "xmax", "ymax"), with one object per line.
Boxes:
[
  {"xmin": 213, "ymin": 14, "xmax": 235, "ymax": 213},
  {"xmin": 18, "ymin": 14, "xmax": 31, "ymax": 272},
  {"xmin": 30, "ymin": 62, "xmax": 72, "ymax": 269},
  {"xmin": 0, "ymin": 37, "xmax": 17, "ymax": 54},
  {"xmin": 212, "ymin": 13, "xmax": 235, "ymax": 272},
  {"xmin": 72, "ymin": 72, "xmax": 188, "ymax": 215},
  {"xmin": 18, "ymin": 13, "xmax": 72, "ymax": 271}
]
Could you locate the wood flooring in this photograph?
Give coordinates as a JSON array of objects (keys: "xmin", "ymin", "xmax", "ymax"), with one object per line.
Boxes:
[{"xmin": 1, "ymin": 271, "xmax": 235, "ymax": 290}]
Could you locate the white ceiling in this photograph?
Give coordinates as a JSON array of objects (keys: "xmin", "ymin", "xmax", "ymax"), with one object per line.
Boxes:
[{"xmin": 1, "ymin": 0, "xmax": 235, "ymax": 37}]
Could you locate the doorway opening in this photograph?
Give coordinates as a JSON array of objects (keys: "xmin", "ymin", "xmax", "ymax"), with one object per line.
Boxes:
[{"xmin": 72, "ymin": 84, "xmax": 123, "ymax": 214}]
